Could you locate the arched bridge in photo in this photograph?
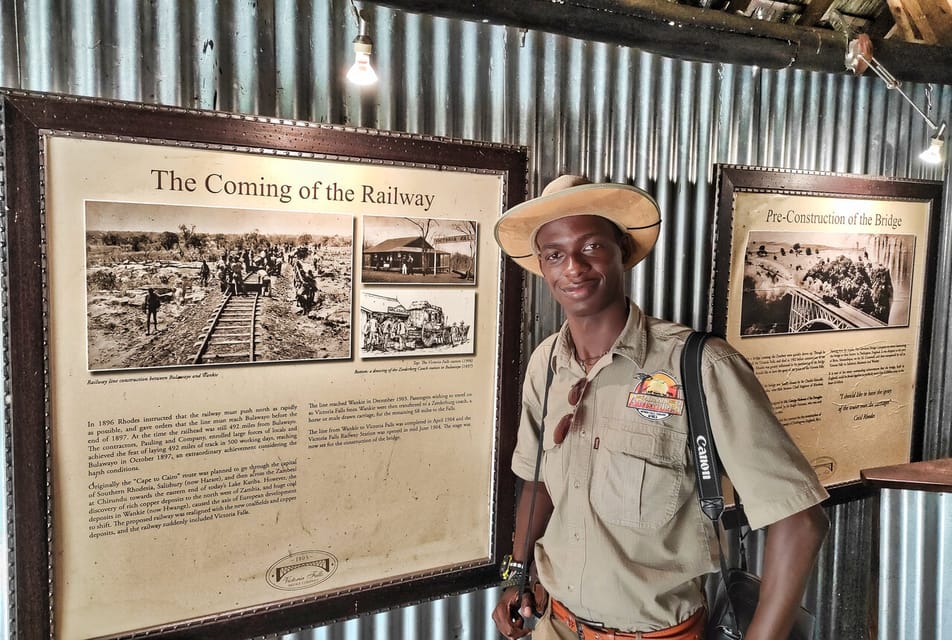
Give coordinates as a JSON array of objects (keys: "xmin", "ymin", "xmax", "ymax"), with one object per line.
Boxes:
[{"xmin": 787, "ymin": 287, "xmax": 887, "ymax": 332}]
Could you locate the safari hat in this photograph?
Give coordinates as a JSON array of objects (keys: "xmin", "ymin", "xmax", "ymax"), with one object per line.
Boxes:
[{"xmin": 494, "ymin": 175, "xmax": 661, "ymax": 276}]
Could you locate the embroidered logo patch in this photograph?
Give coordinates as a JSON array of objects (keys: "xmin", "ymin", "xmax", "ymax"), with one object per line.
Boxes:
[{"xmin": 627, "ymin": 371, "xmax": 685, "ymax": 420}]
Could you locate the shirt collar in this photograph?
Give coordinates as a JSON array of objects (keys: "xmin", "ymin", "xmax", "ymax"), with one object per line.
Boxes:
[
  {"xmin": 548, "ymin": 300, "xmax": 648, "ymax": 372},
  {"xmin": 614, "ymin": 300, "xmax": 647, "ymax": 366}
]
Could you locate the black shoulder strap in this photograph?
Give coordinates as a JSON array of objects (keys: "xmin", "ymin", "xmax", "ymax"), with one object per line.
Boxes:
[
  {"xmin": 517, "ymin": 339, "xmax": 558, "ymax": 595},
  {"xmin": 681, "ymin": 331, "xmax": 725, "ymax": 522},
  {"xmin": 682, "ymin": 331, "xmax": 743, "ymax": 631}
]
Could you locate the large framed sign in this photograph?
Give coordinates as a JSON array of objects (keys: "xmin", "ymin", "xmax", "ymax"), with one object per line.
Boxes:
[
  {"xmin": 1, "ymin": 90, "xmax": 527, "ymax": 639},
  {"xmin": 711, "ymin": 165, "xmax": 942, "ymax": 493}
]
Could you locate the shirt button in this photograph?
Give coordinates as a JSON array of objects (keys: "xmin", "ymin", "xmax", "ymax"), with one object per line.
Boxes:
[
  {"xmin": 580, "ymin": 430, "xmax": 586, "ymax": 436},
  {"xmin": 573, "ymin": 480, "xmax": 580, "ymax": 489},
  {"xmin": 567, "ymin": 584, "xmax": 574, "ymax": 591}
]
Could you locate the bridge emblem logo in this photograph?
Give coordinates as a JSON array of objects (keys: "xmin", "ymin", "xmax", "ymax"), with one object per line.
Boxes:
[
  {"xmin": 266, "ymin": 549, "xmax": 338, "ymax": 591},
  {"xmin": 811, "ymin": 456, "xmax": 836, "ymax": 480},
  {"xmin": 627, "ymin": 371, "xmax": 685, "ymax": 420}
]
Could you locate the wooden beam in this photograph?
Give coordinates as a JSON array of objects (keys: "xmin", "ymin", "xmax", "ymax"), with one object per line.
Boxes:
[
  {"xmin": 799, "ymin": 0, "xmax": 837, "ymax": 28},
  {"xmin": 887, "ymin": 0, "xmax": 915, "ymax": 40},
  {"xmin": 890, "ymin": 0, "xmax": 952, "ymax": 45},
  {"xmin": 887, "ymin": 0, "xmax": 937, "ymax": 43},
  {"xmin": 730, "ymin": 0, "xmax": 757, "ymax": 15},
  {"xmin": 866, "ymin": 3, "xmax": 898, "ymax": 39},
  {"xmin": 374, "ymin": 0, "xmax": 952, "ymax": 83}
]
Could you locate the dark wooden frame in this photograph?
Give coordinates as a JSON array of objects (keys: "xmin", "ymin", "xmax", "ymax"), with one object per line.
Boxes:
[
  {"xmin": 711, "ymin": 164, "xmax": 942, "ymax": 501},
  {"xmin": 1, "ymin": 89, "xmax": 528, "ymax": 640}
]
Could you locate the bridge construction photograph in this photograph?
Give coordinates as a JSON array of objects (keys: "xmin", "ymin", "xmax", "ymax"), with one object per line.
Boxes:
[
  {"xmin": 740, "ymin": 231, "xmax": 915, "ymax": 337},
  {"xmin": 83, "ymin": 201, "xmax": 353, "ymax": 371}
]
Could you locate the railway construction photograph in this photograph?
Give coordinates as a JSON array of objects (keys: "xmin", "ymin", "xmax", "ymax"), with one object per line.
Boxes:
[
  {"xmin": 740, "ymin": 231, "xmax": 914, "ymax": 337},
  {"xmin": 83, "ymin": 201, "xmax": 353, "ymax": 371}
]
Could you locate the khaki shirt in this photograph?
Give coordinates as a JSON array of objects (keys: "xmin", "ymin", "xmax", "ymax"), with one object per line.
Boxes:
[{"xmin": 512, "ymin": 302, "xmax": 828, "ymax": 632}]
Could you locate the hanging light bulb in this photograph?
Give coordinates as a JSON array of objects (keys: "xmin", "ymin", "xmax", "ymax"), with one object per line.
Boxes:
[
  {"xmin": 840, "ymin": 28, "xmax": 946, "ymax": 164},
  {"xmin": 919, "ymin": 122, "xmax": 946, "ymax": 165},
  {"xmin": 347, "ymin": 9, "xmax": 377, "ymax": 86}
]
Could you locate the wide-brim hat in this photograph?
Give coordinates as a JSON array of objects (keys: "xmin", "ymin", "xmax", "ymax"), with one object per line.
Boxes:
[{"xmin": 494, "ymin": 175, "xmax": 661, "ymax": 276}]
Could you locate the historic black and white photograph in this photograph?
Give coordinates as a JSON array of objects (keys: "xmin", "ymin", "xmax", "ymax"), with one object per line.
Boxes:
[
  {"xmin": 740, "ymin": 231, "xmax": 915, "ymax": 336},
  {"xmin": 359, "ymin": 288, "xmax": 476, "ymax": 358},
  {"xmin": 85, "ymin": 201, "xmax": 354, "ymax": 370},
  {"xmin": 361, "ymin": 215, "xmax": 477, "ymax": 284}
]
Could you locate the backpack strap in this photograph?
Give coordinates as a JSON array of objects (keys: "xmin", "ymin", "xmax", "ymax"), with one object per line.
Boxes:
[{"xmin": 517, "ymin": 339, "xmax": 558, "ymax": 596}]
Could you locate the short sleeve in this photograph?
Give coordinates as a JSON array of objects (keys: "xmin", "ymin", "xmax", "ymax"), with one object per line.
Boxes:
[
  {"xmin": 511, "ymin": 336, "xmax": 557, "ymax": 481},
  {"xmin": 700, "ymin": 339, "xmax": 828, "ymax": 529}
]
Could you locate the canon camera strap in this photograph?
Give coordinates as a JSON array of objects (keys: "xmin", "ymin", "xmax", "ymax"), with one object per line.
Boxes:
[
  {"xmin": 681, "ymin": 331, "xmax": 741, "ymax": 634},
  {"xmin": 681, "ymin": 331, "xmax": 725, "ymax": 522}
]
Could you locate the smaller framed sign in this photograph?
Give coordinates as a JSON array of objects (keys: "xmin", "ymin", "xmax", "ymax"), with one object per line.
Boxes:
[{"xmin": 711, "ymin": 165, "xmax": 942, "ymax": 492}]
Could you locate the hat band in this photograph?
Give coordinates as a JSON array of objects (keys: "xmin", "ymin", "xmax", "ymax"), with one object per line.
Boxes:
[{"xmin": 627, "ymin": 219, "xmax": 662, "ymax": 230}]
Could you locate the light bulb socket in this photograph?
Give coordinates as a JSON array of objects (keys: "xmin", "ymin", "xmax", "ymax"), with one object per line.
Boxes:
[
  {"xmin": 352, "ymin": 34, "xmax": 373, "ymax": 54},
  {"xmin": 347, "ymin": 6, "xmax": 377, "ymax": 86}
]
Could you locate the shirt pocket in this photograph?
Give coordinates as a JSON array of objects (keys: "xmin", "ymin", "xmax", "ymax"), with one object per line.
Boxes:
[{"xmin": 590, "ymin": 418, "xmax": 686, "ymax": 529}]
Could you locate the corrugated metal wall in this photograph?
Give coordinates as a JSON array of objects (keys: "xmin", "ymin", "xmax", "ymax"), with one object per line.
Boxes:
[
  {"xmin": 2, "ymin": 1, "xmax": 951, "ymax": 639},
  {"xmin": 878, "ymin": 489, "xmax": 952, "ymax": 639}
]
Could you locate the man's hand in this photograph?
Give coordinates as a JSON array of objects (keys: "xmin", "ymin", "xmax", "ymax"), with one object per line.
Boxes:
[
  {"xmin": 492, "ymin": 586, "xmax": 538, "ymax": 639},
  {"xmin": 745, "ymin": 504, "xmax": 829, "ymax": 640},
  {"xmin": 494, "ymin": 481, "xmax": 552, "ymax": 637}
]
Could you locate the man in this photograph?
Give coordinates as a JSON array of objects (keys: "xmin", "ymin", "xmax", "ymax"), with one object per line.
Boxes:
[
  {"xmin": 492, "ymin": 175, "xmax": 829, "ymax": 640},
  {"xmin": 303, "ymin": 269, "xmax": 317, "ymax": 310},
  {"xmin": 394, "ymin": 317, "xmax": 409, "ymax": 351},
  {"xmin": 216, "ymin": 257, "xmax": 229, "ymax": 293},
  {"xmin": 231, "ymin": 258, "xmax": 245, "ymax": 296},
  {"xmin": 199, "ymin": 258, "xmax": 211, "ymax": 287},
  {"xmin": 258, "ymin": 267, "xmax": 272, "ymax": 297},
  {"xmin": 364, "ymin": 314, "xmax": 380, "ymax": 351},
  {"xmin": 143, "ymin": 287, "xmax": 161, "ymax": 335}
]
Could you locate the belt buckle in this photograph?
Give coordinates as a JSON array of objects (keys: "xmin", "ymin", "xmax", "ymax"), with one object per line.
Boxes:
[{"xmin": 574, "ymin": 615, "xmax": 605, "ymax": 640}]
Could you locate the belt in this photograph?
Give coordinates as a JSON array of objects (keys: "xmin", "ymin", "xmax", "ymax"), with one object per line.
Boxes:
[{"xmin": 550, "ymin": 599, "xmax": 705, "ymax": 640}]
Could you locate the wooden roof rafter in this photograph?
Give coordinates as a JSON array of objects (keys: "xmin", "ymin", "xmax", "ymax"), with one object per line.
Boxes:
[{"xmin": 887, "ymin": 0, "xmax": 952, "ymax": 45}]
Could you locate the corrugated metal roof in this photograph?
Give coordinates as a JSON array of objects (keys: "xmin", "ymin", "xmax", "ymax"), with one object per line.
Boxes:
[
  {"xmin": 360, "ymin": 292, "xmax": 409, "ymax": 316},
  {"xmin": 365, "ymin": 236, "xmax": 437, "ymax": 253}
]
